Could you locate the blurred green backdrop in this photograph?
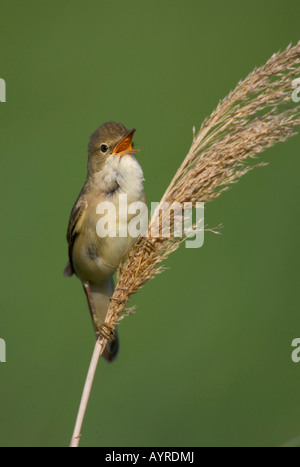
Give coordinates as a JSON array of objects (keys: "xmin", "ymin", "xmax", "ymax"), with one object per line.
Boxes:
[{"xmin": 1, "ymin": 0, "xmax": 300, "ymax": 447}]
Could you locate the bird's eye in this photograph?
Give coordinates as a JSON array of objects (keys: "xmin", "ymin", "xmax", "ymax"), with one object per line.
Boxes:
[{"xmin": 100, "ymin": 144, "xmax": 109, "ymax": 153}]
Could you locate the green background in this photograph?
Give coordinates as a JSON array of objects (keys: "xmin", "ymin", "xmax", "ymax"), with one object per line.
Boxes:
[{"xmin": 1, "ymin": 0, "xmax": 300, "ymax": 448}]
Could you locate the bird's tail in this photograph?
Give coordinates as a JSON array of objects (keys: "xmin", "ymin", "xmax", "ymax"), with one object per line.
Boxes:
[{"xmin": 86, "ymin": 278, "xmax": 119, "ymax": 363}]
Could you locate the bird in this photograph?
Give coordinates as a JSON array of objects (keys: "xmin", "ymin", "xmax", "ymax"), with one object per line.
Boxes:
[{"xmin": 64, "ymin": 122, "xmax": 146, "ymax": 362}]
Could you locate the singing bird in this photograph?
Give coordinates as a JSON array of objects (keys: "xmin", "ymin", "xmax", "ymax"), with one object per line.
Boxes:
[{"xmin": 64, "ymin": 122, "xmax": 146, "ymax": 362}]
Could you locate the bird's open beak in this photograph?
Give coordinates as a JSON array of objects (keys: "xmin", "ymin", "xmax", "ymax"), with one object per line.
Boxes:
[{"xmin": 112, "ymin": 128, "xmax": 139, "ymax": 156}]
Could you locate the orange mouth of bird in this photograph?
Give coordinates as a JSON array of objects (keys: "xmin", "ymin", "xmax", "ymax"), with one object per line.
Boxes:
[{"xmin": 112, "ymin": 128, "xmax": 139, "ymax": 157}]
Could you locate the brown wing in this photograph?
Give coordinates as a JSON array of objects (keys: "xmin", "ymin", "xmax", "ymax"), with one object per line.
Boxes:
[{"xmin": 63, "ymin": 188, "xmax": 87, "ymax": 277}]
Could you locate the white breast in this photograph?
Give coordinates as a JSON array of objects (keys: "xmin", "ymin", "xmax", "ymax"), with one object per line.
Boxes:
[
  {"xmin": 117, "ymin": 154, "xmax": 145, "ymax": 201},
  {"xmin": 96, "ymin": 154, "xmax": 145, "ymax": 201}
]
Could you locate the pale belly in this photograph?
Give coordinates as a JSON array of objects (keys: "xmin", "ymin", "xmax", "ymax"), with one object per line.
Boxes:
[
  {"xmin": 72, "ymin": 215, "xmax": 137, "ymax": 284},
  {"xmin": 72, "ymin": 156, "xmax": 146, "ymax": 284}
]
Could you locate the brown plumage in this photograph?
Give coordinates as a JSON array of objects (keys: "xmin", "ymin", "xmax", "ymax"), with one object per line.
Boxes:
[{"xmin": 64, "ymin": 122, "xmax": 146, "ymax": 362}]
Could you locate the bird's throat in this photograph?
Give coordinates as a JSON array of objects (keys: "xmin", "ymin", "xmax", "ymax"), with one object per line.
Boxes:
[{"xmin": 94, "ymin": 154, "xmax": 145, "ymax": 201}]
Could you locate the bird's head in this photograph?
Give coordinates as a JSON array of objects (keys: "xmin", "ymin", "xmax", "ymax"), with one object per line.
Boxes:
[{"xmin": 87, "ymin": 121, "xmax": 139, "ymax": 174}]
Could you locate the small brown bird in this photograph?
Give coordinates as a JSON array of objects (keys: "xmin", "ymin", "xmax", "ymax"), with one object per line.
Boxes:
[{"xmin": 64, "ymin": 122, "xmax": 146, "ymax": 362}]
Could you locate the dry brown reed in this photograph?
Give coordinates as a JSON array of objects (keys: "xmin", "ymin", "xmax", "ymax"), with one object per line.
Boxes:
[
  {"xmin": 102, "ymin": 41, "xmax": 300, "ymax": 341},
  {"xmin": 70, "ymin": 42, "xmax": 300, "ymax": 447}
]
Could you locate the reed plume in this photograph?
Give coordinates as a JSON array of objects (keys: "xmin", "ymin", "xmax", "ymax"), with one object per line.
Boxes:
[
  {"xmin": 70, "ymin": 42, "xmax": 300, "ymax": 447},
  {"xmin": 101, "ymin": 41, "xmax": 300, "ymax": 338}
]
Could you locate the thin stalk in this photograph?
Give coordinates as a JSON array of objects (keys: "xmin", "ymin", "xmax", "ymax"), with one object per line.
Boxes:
[{"xmin": 70, "ymin": 338, "xmax": 107, "ymax": 447}]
